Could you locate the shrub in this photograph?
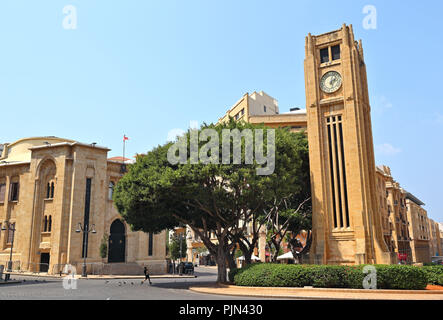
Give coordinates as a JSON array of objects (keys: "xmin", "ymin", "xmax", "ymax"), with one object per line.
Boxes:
[
  {"xmin": 309, "ymin": 265, "xmax": 349, "ymax": 288},
  {"xmin": 374, "ymin": 265, "xmax": 428, "ymax": 290},
  {"xmin": 422, "ymin": 265, "xmax": 443, "ymax": 285},
  {"xmin": 228, "ymin": 268, "xmax": 239, "ymax": 283},
  {"xmin": 233, "ymin": 264, "xmax": 428, "ymax": 290}
]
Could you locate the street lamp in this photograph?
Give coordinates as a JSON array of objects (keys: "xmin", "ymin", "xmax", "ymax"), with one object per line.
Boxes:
[
  {"xmin": 1, "ymin": 221, "xmax": 16, "ymax": 272},
  {"xmin": 75, "ymin": 222, "xmax": 96, "ymax": 277},
  {"xmin": 178, "ymin": 229, "xmax": 192, "ymax": 275}
]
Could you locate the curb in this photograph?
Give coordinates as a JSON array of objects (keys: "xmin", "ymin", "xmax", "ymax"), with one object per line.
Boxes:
[
  {"xmin": 189, "ymin": 285, "xmax": 443, "ymax": 300},
  {"xmin": 0, "ymin": 281, "xmax": 22, "ymax": 285}
]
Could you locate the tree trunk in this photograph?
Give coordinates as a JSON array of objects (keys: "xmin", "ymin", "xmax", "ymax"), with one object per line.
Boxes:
[
  {"xmin": 237, "ymin": 239, "xmax": 253, "ymax": 265},
  {"xmin": 269, "ymin": 238, "xmax": 281, "ymax": 263},
  {"xmin": 216, "ymin": 246, "xmax": 228, "ymax": 283},
  {"xmin": 289, "ymin": 230, "xmax": 312, "ymax": 264}
]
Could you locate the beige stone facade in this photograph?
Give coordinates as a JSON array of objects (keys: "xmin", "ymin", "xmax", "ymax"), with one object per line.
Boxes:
[
  {"xmin": 375, "ymin": 166, "xmax": 412, "ymax": 262},
  {"xmin": 405, "ymin": 194, "xmax": 432, "ymax": 264},
  {"xmin": 0, "ymin": 137, "xmax": 167, "ymax": 275},
  {"xmin": 303, "ymin": 24, "xmax": 393, "ymax": 265},
  {"xmin": 429, "ymin": 219, "xmax": 442, "ymax": 259}
]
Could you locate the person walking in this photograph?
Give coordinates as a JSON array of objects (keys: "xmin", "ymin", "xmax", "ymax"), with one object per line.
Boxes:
[{"xmin": 142, "ymin": 266, "xmax": 152, "ymax": 285}]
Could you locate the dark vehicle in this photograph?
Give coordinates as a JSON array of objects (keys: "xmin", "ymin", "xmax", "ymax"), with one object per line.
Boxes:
[{"xmin": 182, "ymin": 262, "xmax": 194, "ymax": 275}]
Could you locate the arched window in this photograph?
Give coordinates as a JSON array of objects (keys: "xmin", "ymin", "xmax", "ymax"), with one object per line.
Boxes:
[
  {"xmin": 108, "ymin": 181, "xmax": 115, "ymax": 200},
  {"xmin": 46, "ymin": 183, "xmax": 51, "ymax": 199},
  {"xmin": 48, "ymin": 216, "xmax": 52, "ymax": 232}
]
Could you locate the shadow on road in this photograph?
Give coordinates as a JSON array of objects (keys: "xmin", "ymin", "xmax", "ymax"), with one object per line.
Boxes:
[{"xmin": 152, "ymin": 280, "xmax": 216, "ymax": 290}]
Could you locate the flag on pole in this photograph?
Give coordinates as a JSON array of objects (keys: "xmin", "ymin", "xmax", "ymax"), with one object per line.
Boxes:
[{"xmin": 122, "ymin": 134, "xmax": 129, "ymax": 167}]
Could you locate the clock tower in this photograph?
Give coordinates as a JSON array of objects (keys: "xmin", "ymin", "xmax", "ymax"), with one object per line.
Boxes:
[{"xmin": 305, "ymin": 24, "xmax": 393, "ymax": 265}]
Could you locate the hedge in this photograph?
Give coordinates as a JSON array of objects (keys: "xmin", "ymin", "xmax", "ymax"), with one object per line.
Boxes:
[
  {"xmin": 232, "ymin": 264, "xmax": 429, "ymax": 290},
  {"xmin": 422, "ymin": 265, "xmax": 443, "ymax": 285}
]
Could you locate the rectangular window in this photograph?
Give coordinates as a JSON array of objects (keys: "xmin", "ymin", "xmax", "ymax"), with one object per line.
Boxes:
[
  {"xmin": 148, "ymin": 233, "xmax": 153, "ymax": 256},
  {"xmin": 82, "ymin": 178, "xmax": 92, "ymax": 258},
  {"xmin": 9, "ymin": 182, "xmax": 19, "ymax": 201},
  {"xmin": 264, "ymin": 105, "xmax": 267, "ymax": 113},
  {"xmin": 7, "ymin": 223, "xmax": 15, "ymax": 244},
  {"xmin": 326, "ymin": 115, "xmax": 349, "ymax": 229},
  {"xmin": 331, "ymin": 45, "xmax": 341, "ymax": 60},
  {"xmin": 320, "ymin": 48, "xmax": 329, "ymax": 63},
  {"xmin": 234, "ymin": 109, "xmax": 244, "ymax": 120},
  {"xmin": 0, "ymin": 184, "xmax": 5, "ymax": 202}
]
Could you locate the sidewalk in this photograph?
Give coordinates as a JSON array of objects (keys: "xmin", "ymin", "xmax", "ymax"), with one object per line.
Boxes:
[
  {"xmin": 81, "ymin": 274, "xmax": 197, "ymax": 280},
  {"xmin": 0, "ymin": 280, "xmax": 22, "ymax": 285},
  {"xmin": 189, "ymin": 284, "xmax": 443, "ymax": 300},
  {"xmin": 6, "ymin": 271, "xmax": 197, "ymax": 280}
]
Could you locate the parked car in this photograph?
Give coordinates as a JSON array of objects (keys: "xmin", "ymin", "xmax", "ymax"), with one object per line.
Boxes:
[{"xmin": 182, "ymin": 262, "xmax": 194, "ymax": 274}]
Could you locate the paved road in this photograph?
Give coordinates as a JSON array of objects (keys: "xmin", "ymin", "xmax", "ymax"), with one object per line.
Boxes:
[{"xmin": 0, "ymin": 266, "xmax": 263, "ymax": 300}]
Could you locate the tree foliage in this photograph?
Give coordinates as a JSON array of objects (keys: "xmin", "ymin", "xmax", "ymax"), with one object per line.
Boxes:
[
  {"xmin": 113, "ymin": 119, "xmax": 311, "ymax": 282},
  {"xmin": 168, "ymin": 233, "xmax": 188, "ymax": 261},
  {"xmin": 99, "ymin": 233, "xmax": 109, "ymax": 259}
]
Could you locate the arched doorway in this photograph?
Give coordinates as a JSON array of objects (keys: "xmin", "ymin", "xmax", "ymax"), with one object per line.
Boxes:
[{"xmin": 108, "ymin": 219, "xmax": 126, "ymax": 263}]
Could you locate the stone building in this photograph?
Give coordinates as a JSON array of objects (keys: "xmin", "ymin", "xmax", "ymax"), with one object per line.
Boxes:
[
  {"xmin": 0, "ymin": 137, "xmax": 167, "ymax": 274},
  {"xmin": 375, "ymin": 166, "xmax": 412, "ymax": 262},
  {"xmin": 405, "ymin": 193, "xmax": 432, "ymax": 264},
  {"xmin": 428, "ymin": 219, "xmax": 442, "ymax": 259}
]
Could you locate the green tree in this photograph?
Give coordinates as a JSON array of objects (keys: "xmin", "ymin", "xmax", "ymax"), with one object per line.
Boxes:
[
  {"xmin": 114, "ymin": 120, "xmax": 310, "ymax": 283},
  {"xmin": 265, "ymin": 194, "xmax": 312, "ymax": 263},
  {"xmin": 168, "ymin": 233, "xmax": 188, "ymax": 261},
  {"xmin": 99, "ymin": 233, "xmax": 109, "ymax": 259},
  {"xmin": 238, "ymin": 129, "xmax": 311, "ymax": 264},
  {"xmin": 285, "ymin": 197, "xmax": 313, "ymax": 264}
]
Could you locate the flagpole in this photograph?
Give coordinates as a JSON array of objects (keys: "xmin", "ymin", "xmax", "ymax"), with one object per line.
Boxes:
[{"xmin": 123, "ymin": 134, "xmax": 126, "ymax": 165}]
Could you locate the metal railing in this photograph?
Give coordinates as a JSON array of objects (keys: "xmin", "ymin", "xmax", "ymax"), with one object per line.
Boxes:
[
  {"xmin": 0, "ymin": 261, "xmax": 50, "ymax": 274},
  {"xmin": 2, "ymin": 261, "xmax": 159, "ymax": 276},
  {"xmin": 53, "ymin": 262, "xmax": 144, "ymax": 276},
  {"xmin": 21, "ymin": 262, "xmax": 50, "ymax": 273},
  {"xmin": 0, "ymin": 260, "xmax": 21, "ymax": 272},
  {"xmin": 52, "ymin": 262, "xmax": 107, "ymax": 276}
]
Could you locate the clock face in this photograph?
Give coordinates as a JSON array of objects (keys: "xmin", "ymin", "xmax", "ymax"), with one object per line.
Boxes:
[{"xmin": 320, "ymin": 71, "xmax": 342, "ymax": 93}]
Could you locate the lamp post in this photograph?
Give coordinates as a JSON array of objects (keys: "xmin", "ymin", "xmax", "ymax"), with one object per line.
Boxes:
[
  {"xmin": 179, "ymin": 232, "xmax": 183, "ymax": 275},
  {"xmin": 75, "ymin": 222, "xmax": 96, "ymax": 277},
  {"xmin": 178, "ymin": 229, "xmax": 192, "ymax": 275},
  {"xmin": 1, "ymin": 221, "xmax": 16, "ymax": 272}
]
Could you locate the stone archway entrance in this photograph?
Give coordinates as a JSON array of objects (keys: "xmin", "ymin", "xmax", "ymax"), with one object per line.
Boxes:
[{"xmin": 108, "ymin": 219, "xmax": 126, "ymax": 263}]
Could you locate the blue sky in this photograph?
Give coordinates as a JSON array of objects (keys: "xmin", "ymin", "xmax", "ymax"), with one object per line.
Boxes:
[{"xmin": 1, "ymin": 1, "xmax": 442, "ymax": 222}]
